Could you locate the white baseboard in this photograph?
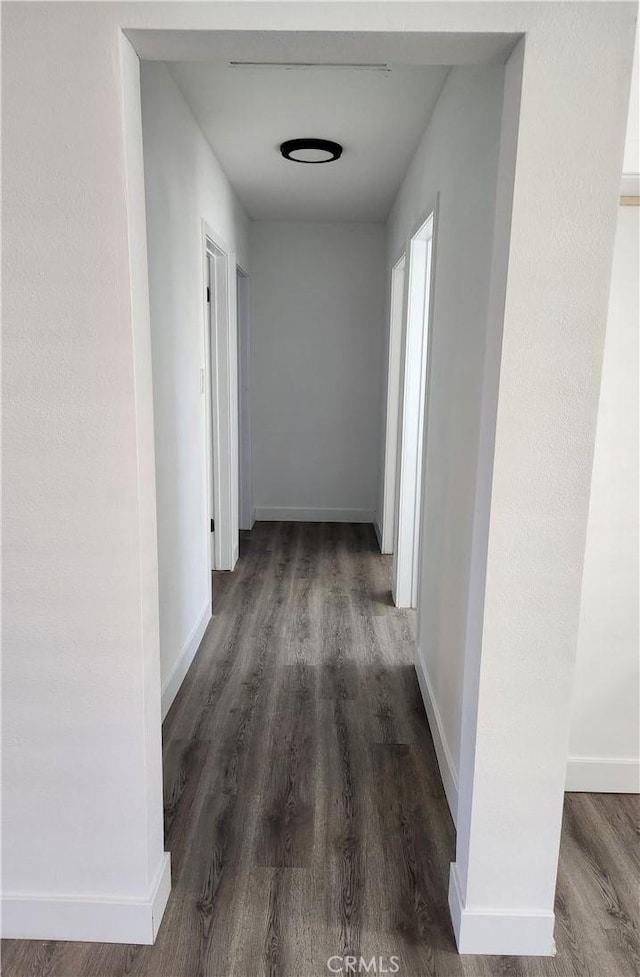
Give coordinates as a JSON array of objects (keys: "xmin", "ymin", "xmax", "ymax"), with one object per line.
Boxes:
[
  {"xmin": 161, "ymin": 600, "xmax": 211, "ymax": 719},
  {"xmin": 150, "ymin": 852, "xmax": 172, "ymax": 941},
  {"xmin": 254, "ymin": 507, "xmax": 375, "ymax": 523},
  {"xmin": 621, "ymin": 172, "xmax": 640, "ymax": 196},
  {"xmin": 373, "ymin": 520, "xmax": 383, "ymax": 551},
  {"xmin": 448, "ymin": 863, "xmax": 555, "ymax": 956},
  {"xmin": 566, "ymin": 756, "xmax": 640, "ymax": 793},
  {"xmin": 1, "ymin": 853, "xmax": 171, "ymax": 944},
  {"xmin": 379, "ymin": 531, "xmax": 393, "ymax": 555},
  {"xmin": 414, "ymin": 653, "xmax": 459, "ymax": 824}
]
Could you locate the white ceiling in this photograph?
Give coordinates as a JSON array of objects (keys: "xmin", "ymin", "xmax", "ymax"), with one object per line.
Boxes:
[{"xmin": 167, "ymin": 62, "xmax": 450, "ymax": 221}]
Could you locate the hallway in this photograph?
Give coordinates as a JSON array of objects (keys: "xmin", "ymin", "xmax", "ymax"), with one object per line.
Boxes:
[
  {"xmin": 160, "ymin": 521, "xmax": 456, "ymax": 976},
  {"xmin": 3, "ymin": 523, "xmax": 638, "ymax": 977}
]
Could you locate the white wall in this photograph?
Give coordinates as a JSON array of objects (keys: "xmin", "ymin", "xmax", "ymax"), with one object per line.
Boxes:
[
  {"xmin": 140, "ymin": 62, "xmax": 249, "ymax": 714},
  {"xmin": 450, "ymin": 18, "xmax": 634, "ymax": 952},
  {"xmin": 385, "ymin": 65, "xmax": 505, "ymax": 803},
  {"xmin": 382, "ymin": 16, "xmax": 634, "ymax": 949},
  {"xmin": 567, "ymin": 204, "xmax": 640, "ymax": 792},
  {"xmin": 250, "ymin": 221, "xmax": 385, "ymax": 522},
  {"xmin": 2, "ymin": 15, "xmax": 168, "ymax": 942},
  {"xmin": 622, "ymin": 37, "xmax": 639, "ymax": 180},
  {"xmin": 237, "ymin": 270, "xmax": 254, "ymax": 530}
]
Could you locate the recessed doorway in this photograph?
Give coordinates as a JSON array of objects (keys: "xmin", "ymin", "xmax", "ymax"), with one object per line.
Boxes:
[
  {"xmin": 202, "ymin": 223, "xmax": 238, "ymax": 578},
  {"xmin": 392, "ymin": 208, "xmax": 436, "ymax": 609},
  {"xmin": 380, "ymin": 252, "xmax": 406, "ymax": 555}
]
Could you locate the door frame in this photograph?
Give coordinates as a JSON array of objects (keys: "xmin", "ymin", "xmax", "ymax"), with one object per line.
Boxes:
[
  {"xmin": 202, "ymin": 219, "xmax": 239, "ymax": 578},
  {"xmin": 236, "ymin": 265, "xmax": 254, "ymax": 531},
  {"xmin": 392, "ymin": 201, "xmax": 438, "ymax": 608},
  {"xmin": 380, "ymin": 251, "xmax": 407, "ymax": 554}
]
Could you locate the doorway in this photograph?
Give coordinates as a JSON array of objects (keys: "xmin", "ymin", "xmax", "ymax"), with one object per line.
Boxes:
[
  {"xmin": 202, "ymin": 222, "xmax": 239, "ymax": 578},
  {"xmin": 237, "ymin": 267, "xmax": 253, "ymax": 531},
  {"xmin": 392, "ymin": 209, "xmax": 436, "ymax": 609},
  {"xmin": 380, "ymin": 252, "xmax": 406, "ymax": 554}
]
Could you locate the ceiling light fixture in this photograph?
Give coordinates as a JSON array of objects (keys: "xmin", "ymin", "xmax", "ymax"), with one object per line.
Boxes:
[{"xmin": 280, "ymin": 138, "xmax": 343, "ymax": 164}]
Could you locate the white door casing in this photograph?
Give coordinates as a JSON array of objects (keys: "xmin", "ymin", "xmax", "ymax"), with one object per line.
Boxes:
[
  {"xmin": 380, "ymin": 252, "xmax": 406, "ymax": 554},
  {"xmin": 202, "ymin": 221, "xmax": 239, "ymax": 578},
  {"xmin": 392, "ymin": 206, "xmax": 437, "ymax": 609}
]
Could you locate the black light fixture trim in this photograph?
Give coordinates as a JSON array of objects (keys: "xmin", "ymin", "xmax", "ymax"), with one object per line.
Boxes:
[{"xmin": 280, "ymin": 138, "xmax": 343, "ymax": 164}]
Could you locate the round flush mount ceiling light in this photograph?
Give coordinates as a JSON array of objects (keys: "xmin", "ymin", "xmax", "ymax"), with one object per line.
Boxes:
[{"xmin": 280, "ymin": 138, "xmax": 343, "ymax": 164}]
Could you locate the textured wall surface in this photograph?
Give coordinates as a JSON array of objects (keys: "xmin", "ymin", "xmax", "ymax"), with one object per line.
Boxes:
[
  {"xmin": 2, "ymin": 8, "xmax": 166, "ymax": 917},
  {"xmin": 250, "ymin": 221, "xmax": 385, "ymax": 521},
  {"xmin": 453, "ymin": 12, "xmax": 635, "ymax": 931},
  {"xmin": 141, "ymin": 61, "xmax": 248, "ymax": 703},
  {"xmin": 385, "ymin": 64, "xmax": 504, "ymax": 779},
  {"xmin": 569, "ymin": 204, "xmax": 639, "ymax": 782}
]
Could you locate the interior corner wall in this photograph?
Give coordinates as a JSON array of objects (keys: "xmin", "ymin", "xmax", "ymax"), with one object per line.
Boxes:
[
  {"xmin": 1, "ymin": 5, "xmax": 168, "ymax": 941},
  {"xmin": 384, "ymin": 65, "xmax": 505, "ymax": 811},
  {"xmin": 567, "ymin": 203, "xmax": 640, "ymax": 793},
  {"xmin": 140, "ymin": 61, "xmax": 249, "ymax": 714},
  {"xmin": 249, "ymin": 221, "xmax": 385, "ymax": 523}
]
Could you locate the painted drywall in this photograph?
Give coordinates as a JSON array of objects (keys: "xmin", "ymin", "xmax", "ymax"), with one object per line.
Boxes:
[
  {"xmin": 250, "ymin": 221, "xmax": 385, "ymax": 521},
  {"xmin": 168, "ymin": 61, "xmax": 448, "ymax": 221},
  {"xmin": 567, "ymin": 204, "xmax": 640, "ymax": 791},
  {"xmin": 2, "ymin": 0, "xmax": 635, "ymax": 953},
  {"xmin": 237, "ymin": 270, "xmax": 254, "ymax": 530},
  {"xmin": 452, "ymin": 15, "xmax": 634, "ymax": 949},
  {"xmin": 2, "ymin": 14, "xmax": 168, "ymax": 941},
  {"xmin": 140, "ymin": 62, "xmax": 249, "ymax": 712},
  {"xmin": 385, "ymin": 64, "xmax": 505, "ymax": 793},
  {"xmin": 382, "ymin": 10, "xmax": 634, "ymax": 949},
  {"xmin": 623, "ymin": 35, "xmax": 639, "ymax": 181}
]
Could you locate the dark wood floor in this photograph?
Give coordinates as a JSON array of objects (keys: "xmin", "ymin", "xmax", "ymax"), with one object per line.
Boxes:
[{"xmin": 3, "ymin": 523, "xmax": 638, "ymax": 977}]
